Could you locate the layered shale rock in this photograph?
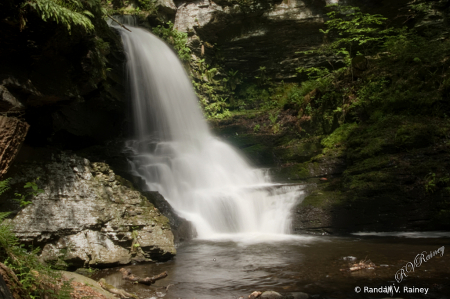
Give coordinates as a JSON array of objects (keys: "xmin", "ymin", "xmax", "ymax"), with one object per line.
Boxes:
[
  {"xmin": 174, "ymin": 0, "xmax": 327, "ymax": 80},
  {"xmin": 4, "ymin": 151, "xmax": 176, "ymax": 268}
]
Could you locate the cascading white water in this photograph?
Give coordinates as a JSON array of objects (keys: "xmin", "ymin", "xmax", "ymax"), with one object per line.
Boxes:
[{"xmin": 111, "ymin": 19, "xmax": 305, "ymax": 239}]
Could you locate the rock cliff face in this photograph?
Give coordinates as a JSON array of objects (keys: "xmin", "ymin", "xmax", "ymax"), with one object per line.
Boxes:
[
  {"xmin": 0, "ymin": 6, "xmax": 127, "ymax": 169},
  {"xmin": 171, "ymin": 0, "xmax": 410, "ymax": 80},
  {"xmin": 3, "ymin": 150, "xmax": 176, "ymax": 268},
  {"xmin": 174, "ymin": 0, "xmax": 327, "ymax": 80}
]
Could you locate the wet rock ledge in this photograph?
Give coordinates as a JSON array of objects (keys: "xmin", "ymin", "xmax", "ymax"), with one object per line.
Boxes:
[{"xmin": 2, "ymin": 150, "xmax": 176, "ymax": 268}]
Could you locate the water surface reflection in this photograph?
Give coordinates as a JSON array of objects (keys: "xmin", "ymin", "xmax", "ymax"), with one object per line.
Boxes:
[{"xmin": 94, "ymin": 235, "xmax": 450, "ymax": 299}]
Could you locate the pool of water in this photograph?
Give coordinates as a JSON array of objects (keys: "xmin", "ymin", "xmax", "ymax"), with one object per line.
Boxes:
[{"xmin": 93, "ymin": 234, "xmax": 450, "ymax": 299}]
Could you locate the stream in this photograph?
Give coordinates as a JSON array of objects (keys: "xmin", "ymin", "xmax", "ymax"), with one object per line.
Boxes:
[{"xmin": 94, "ymin": 234, "xmax": 450, "ymax": 299}]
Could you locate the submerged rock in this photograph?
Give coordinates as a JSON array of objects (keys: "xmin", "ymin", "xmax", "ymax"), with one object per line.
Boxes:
[
  {"xmin": 4, "ymin": 151, "xmax": 176, "ymax": 268},
  {"xmin": 290, "ymin": 292, "xmax": 309, "ymax": 299},
  {"xmin": 261, "ymin": 291, "xmax": 283, "ymax": 299}
]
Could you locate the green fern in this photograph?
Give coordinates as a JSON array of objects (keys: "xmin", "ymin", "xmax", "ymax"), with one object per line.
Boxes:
[
  {"xmin": 152, "ymin": 21, "xmax": 191, "ymax": 61},
  {"xmin": 0, "ymin": 178, "xmax": 11, "ymax": 196},
  {"xmin": 22, "ymin": 0, "xmax": 98, "ymax": 33}
]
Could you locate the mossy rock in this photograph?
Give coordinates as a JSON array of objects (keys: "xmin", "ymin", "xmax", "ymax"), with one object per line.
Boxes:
[
  {"xmin": 273, "ymin": 141, "xmax": 322, "ymax": 163},
  {"xmin": 241, "ymin": 143, "xmax": 275, "ymax": 166},
  {"xmin": 300, "ymin": 189, "xmax": 345, "ymax": 208}
]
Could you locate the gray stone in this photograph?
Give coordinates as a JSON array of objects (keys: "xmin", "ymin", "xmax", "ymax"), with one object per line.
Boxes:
[
  {"xmin": 60, "ymin": 271, "xmax": 116, "ymax": 299},
  {"xmin": 261, "ymin": 291, "xmax": 283, "ymax": 299},
  {"xmin": 156, "ymin": 0, "xmax": 177, "ymax": 16},
  {"xmin": 174, "ymin": 0, "xmax": 225, "ymax": 34},
  {"xmin": 0, "ymin": 85, "xmax": 23, "ymax": 111},
  {"xmin": 173, "ymin": 0, "xmax": 416, "ymax": 81},
  {"xmin": 290, "ymin": 292, "xmax": 309, "ymax": 299},
  {"xmin": 5, "ymin": 152, "xmax": 176, "ymax": 268},
  {"xmin": 143, "ymin": 191, "xmax": 197, "ymax": 243}
]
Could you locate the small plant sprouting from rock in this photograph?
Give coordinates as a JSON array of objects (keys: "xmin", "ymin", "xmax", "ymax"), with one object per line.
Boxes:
[
  {"xmin": 269, "ymin": 112, "xmax": 281, "ymax": 134},
  {"xmin": 14, "ymin": 178, "xmax": 44, "ymax": 208},
  {"xmin": 253, "ymin": 124, "xmax": 260, "ymax": 133},
  {"xmin": 424, "ymin": 173, "xmax": 450, "ymax": 194},
  {"xmin": 0, "ymin": 178, "xmax": 11, "ymax": 196}
]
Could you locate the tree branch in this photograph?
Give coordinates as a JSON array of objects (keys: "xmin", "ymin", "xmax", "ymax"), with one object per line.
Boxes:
[{"xmin": 107, "ymin": 14, "xmax": 132, "ymax": 32}]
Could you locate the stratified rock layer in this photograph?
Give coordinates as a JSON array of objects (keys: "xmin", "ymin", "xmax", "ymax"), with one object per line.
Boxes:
[{"xmin": 5, "ymin": 152, "xmax": 176, "ymax": 268}]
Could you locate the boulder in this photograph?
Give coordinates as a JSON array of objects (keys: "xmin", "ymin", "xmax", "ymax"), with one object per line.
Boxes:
[
  {"xmin": 4, "ymin": 151, "xmax": 176, "ymax": 268},
  {"xmin": 60, "ymin": 271, "xmax": 117, "ymax": 299},
  {"xmin": 143, "ymin": 191, "xmax": 197, "ymax": 243},
  {"xmin": 174, "ymin": 0, "xmax": 226, "ymax": 35},
  {"xmin": 157, "ymin": 0, "xmax": 177, "ymax": 16},
  {"xmin": 290, "ymin": 291, "xmax": 309, "ymax": 299},
  {"xmin": 261, "ymin": 291, "xmax": 282, "ymax": 299}
]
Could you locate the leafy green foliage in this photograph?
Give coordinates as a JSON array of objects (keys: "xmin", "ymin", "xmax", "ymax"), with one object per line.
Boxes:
[
  {"xmin": 424, "ymin": 173, "xmax": 450, "ymax": 194},
  {"xmin": 345, "ymin": 33, "xmax": 450, "ymax": 117},
  {"xmin": 137, "ymin": 0, "xmax": 157, "ymax": 12},
  {"xmin": 409, "ymin": 1, "xmax": 432, "ymax": 14},
  {"xmin": 22, "ymin": 0, "xmax": 105, "ymax": 33},
  {"xmin": 223, "ymin": 69, "xmax": 241, "ymax": 91},
  {"xmin": 325, "ymin": 5, "xmax": 395, "ymax": 50},
  {"xmin": 0, "ymin": 178, "xmax": 11, "ymax": 196},
  {"xmin": 152, "ymin": 21, "xmax": 191, "ymax": 61},
  {"xmin": 296, "ymin": 67, "xmax": 330, "ymax": 80},
  {"xmin": 321, "ymin": 123, "xmax": 358, "ymax": 149},
  {"xmin": 191, "ymin": 58, "xmax": 238, "ymax": 119},
  {"xmin": 298, "ymin": 5, "xmax": 402, "ymax": 69},
  {"xmin": 14, "ymin": 178, "xmax": 44, "ymax": 208},
  {"xmin": 255, "ymin": 66, "xmax": 270, "ymax": 86},
  {"xmin": 288, "ymin": 3, "xmax": 450, "ymax": 137},
  {"xmin": 268, "ymin": 111, "xmax": 281, "ymax": 133},
  {"xmin": 104, "ymin": 0, "xmax": 157, "ymax": 15}
]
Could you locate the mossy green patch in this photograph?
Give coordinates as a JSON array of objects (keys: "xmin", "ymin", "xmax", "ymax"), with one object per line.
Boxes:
[
  {"xmin": 274, "ymin": 141, "xmax": 322, "ymax": 163},
  {"xmin": 345, "ymin": 155, "xmax": 392, "ymax": 175},
  {"xmin": 275, "ymin": 162, "xmax": 312, "ymax": 181},
  {"xmin": 300, "ymin": 189, "xmax": 344, "ymax": 208},
  {"xmin": 115, "ymin": 175, "xmax": 135, "ymax": 190},
  {"xmin": 394, "ymin": 122, "xmax": 439, "ymax": 149},
  {"xmin": 321, "ymin": 123, "xmax": 358, "ymax": 149},
  {"xmin": 345, "ymin": 171, "xmax": 397, "ymax": 195}
]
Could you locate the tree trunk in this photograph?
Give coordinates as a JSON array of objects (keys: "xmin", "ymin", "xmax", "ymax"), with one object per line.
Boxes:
[
  {"xmin": 0, "ymin": 116, "xmax": 29, "ymax": 178},
  {"xmin": 120, "ymin": 268, "xmax": 168, "ymax": 285}
]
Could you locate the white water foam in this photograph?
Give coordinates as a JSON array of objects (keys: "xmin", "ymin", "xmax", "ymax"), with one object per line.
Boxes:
[
  {"xmin": 111, "ymin": 19, "xmax": 305, "ymax": 240},
  {"xmin": 353, "ymin": 231, "xmax": 450, "ymax": 238}
]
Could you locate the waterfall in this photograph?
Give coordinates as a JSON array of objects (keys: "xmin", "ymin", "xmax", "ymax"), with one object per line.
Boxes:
[{"xmin": 111, "ymin": 19, "xmax": 305, "ymax": 239}]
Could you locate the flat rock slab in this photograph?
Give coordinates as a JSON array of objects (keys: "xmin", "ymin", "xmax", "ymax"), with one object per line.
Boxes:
[{"xmin": 61, "ymin": 271, "xmax": 116, "ymax": 299}]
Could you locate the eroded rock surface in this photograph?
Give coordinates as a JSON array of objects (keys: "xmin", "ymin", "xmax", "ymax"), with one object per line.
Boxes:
[{"xmin": 5, "ymin": 152, "xmax": 176, "ymax": 268}]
